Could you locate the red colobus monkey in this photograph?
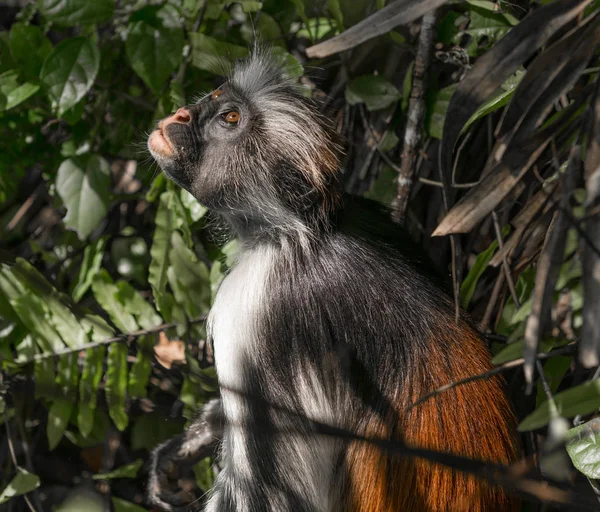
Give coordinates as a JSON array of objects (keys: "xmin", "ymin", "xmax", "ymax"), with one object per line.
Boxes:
[{"xmin": 147, "ymin": 50, "xmax": 519, "ymax": 511}]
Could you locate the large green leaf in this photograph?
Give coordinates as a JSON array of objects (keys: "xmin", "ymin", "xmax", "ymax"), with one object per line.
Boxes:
[
  {"xmin": 125, "ymin": 20, "xmax": 183, "ymax": 94},
  {"xmin": 345, "ymin": 75, "xmax": 401, "ymax": 111},
  {"xmin": 0, "ymin": 468, "xmax": 40, "ymax": 504},
  {"xmin": 38, "ymin": 0, "xmax": 115, "ymax": 26},
  {"xmin": 40, "ymin": 37, "xmax": 100, "ymax": 115},
  {"xmin": 56, "ymin": 156, "xmax": 111, "ymax": 240},
  {"xmin": 519, "ymin": 379, "xmax": 600, "ymax": 431},
  {"xmin": 567, "ymin": 418, "xmax": 600, "ymax": 478},
  {"xmin": 8, "ymin": 22, "xmax": 52, "ymax": 80}
]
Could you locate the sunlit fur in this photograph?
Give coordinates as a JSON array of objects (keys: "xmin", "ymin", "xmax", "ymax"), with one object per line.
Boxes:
[{"xmin": 148, "ymin": 50, "xmax": 519, "ymax": 511}]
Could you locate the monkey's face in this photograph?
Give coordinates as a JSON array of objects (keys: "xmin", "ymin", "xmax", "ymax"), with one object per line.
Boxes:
[
  {"xmin": 148, "ymin": 85, "xmax": 255, "ymax": 207},
  {"xmin": 148, "ymin": 53, "xmax": 342, "ymax": 234}
]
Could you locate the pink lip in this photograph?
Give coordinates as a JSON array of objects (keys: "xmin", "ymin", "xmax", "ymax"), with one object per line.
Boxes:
[{"xmin": 148, "ymin": 129, "xmax": 173, "ymax": 156}]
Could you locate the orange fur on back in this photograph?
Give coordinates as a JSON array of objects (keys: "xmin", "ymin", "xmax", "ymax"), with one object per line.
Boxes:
[{"xmin": 342, "ymin": 323, "xmax": 519, "ymax": 511}]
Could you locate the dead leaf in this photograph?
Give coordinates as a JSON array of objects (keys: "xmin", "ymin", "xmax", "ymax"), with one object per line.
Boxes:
[
  {"xmin": 154, "ymin": 332, "xmax": 185, "ymax": 369},
  {"xmin": 305, "ymin": 0, "xmax": 449, "ymax": 58}
]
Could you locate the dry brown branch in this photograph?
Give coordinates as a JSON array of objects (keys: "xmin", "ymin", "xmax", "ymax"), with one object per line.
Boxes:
[
  {"xmin": 581, "ymin": 80, "xmax": 600, "ymax": 368},
  {"xmin": 305, "ymin": 0, "xmax": 449, "ymax": 58},
  {"xmin": 524, "ymin": 148, "xmax": 580, "ymax": 387},
  {"xmin": 392, "ymin": 11, "xmax": 437, "ymax": 224}
]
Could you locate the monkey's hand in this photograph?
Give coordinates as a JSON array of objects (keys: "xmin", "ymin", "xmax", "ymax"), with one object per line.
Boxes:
[{"xmin": 148, "ymin": 399, "xmax": 223, "ymax": 511}]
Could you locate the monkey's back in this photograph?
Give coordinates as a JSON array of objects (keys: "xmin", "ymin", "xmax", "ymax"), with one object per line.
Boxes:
[{"xmin": 265, "ymin": 198, "xmax": 518, "ymax": 511}]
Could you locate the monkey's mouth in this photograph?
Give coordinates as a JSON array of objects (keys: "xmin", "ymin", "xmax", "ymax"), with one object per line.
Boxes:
[{"xmin": 148, "ymin": 128, "xmax": 174, "ymax": 158}]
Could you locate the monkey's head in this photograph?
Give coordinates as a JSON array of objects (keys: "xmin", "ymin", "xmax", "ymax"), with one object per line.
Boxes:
[{"xmin": 148, "ymin": 50, "xmax": 342, "ymax": 238}]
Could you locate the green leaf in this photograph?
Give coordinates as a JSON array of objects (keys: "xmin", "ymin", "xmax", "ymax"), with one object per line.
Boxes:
[
  {"xmin": 13, "ymin": 258, "xmax": 88, "ymax": 350},
  {"xmin": 345, "ymin": 75, "xmax": 401, "ymax": 111},
  {"xmin": 460, "ymin": 228, "xmax": 507, "ymax": 308},
  {"xmin": 39, "ymin": 0, "xmax": 115, "ymax": 25},
  {"xmin": 130, "ymin": 412, "xmax": 183, "ymax": 451},
  {"xmin": 47, "ymin": 398, "xmax": 74, "ymax": 450},
  {"xmin": 269, "ymin": 46, "xmax": 304, "ymax": 79},
  {"xmin": 0, "ymin": 71, "xmax": 39, "ymax": 111},
  {"xmin": 536, "ymin": 356, "xmax": 572, "ymax": 407},
  {"xmin": 126, "ymin": 20, "xmax": 183, "ymax": 95},
  {"xmin": 460, "ymin": 88, "xmax": 513, "ymax": 136},
  {"xmin": 128, "ymin": 335, "xmax": 153, "ymax": 399},
  {"xmin": 180, "ymin": 189, "xmax": 207, "ymax": 223},
  {"xmin": 105, "ymin": 342, "xmax": 128, "ymax": 431},
  {"xmin": 464, "ymin": 5, "xmax": 514, "ymax": 55},
  {"xmin": 72, "ymin": 237, "xmax": 107, "ymax": 302},
  {"xmin": 111, "ymin": 497, "xmax": 147, "ymax": 512},
  {"xmin": 0, "ymin": 468, "xmax": 40, "ymax": 504},
  {"xmin": 116, "ymin": 281, "xmax": 161, "ymax": 330},
  {"xmin": 78, "ymin": 346, "xmax": 105, "ymax": 437},
  {"xmin": 426, "ymin": 84, "xmax": 456, "ymax": 139},
  {"xmin": 328, "ymin": 0, "xmax": 345, "ymax": 31},
  {"xmin": 9, "ymin": 22, "xmax": 52, "ymax": 80},
  {"xmin": 189, "ymin": 33, "xmax": 248, "ymax": 74},
  {"xmin": 92, "ymin": 270, "xmax": 138, "ymax": 333},
  {"xmin": 48, "ymin": 353, "xmax": 79, "ymax": 448},
  {"xmin": 56, "ymin": 156, "xmax": 111, "ymax": 239},
  {"xmin": 226, "ymin": 1, "xmax": 263, "ymax": 13},
  {"xmin": 364, "ymin": 166, "xmax": 398, "ymax": 207},
  {"xmin": 93, "ymin": 459, "xmax": 143, "ymax": 480},
  {"xmin": 519, "ymin": 379, "xmax": 600, "ymax": 432},
  {"xmin": 567, "ymin": 418, "xmax": 600, "ymax": 479},
  {"xmin": 168, "ymin": 232, "xmax": 211, "ymax": 319},
  {"xmin": 193, "ymin": 458, "xmax": 215, "ymax": 492},
  {"xmin": 491, "ymin": 338, "xmax": 558, "ymax": 366},
  {"xmin": 297, "ymin": 18, "xmax": 338, "ymax": 41},
  {"xmin": 40, "ymin": 37, "xmax": 100, "ymax": 115},
  {"xmin": 150, "ymin": 190, "xmax": 185, "ymax": 312}
]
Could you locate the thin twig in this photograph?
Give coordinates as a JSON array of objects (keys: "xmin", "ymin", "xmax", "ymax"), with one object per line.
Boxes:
[
  {"xmin": 407, "ymin": 342, "xmax": 577, "ymax": 410},
  {"xmin": 392, "ymin": 10, "xmax": 438, "ymax": 224},
  {"xmin": 492, "ymin": 210, "xmax": 520, "ymax": 308},
  {"xmin": 4, "ymin": 414, "xmax": 36, "ymax": 511},
  {"xmin": 17, "ymin": 317, "xmax": 206, "ymax": 365},
  {"xmin": 417, "ymin": 177, "xmax": 479, "ymax": 188}
]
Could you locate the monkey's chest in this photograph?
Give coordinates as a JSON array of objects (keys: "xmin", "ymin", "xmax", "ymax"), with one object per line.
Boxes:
[{"xmin": 208, "ymin": 246, "xmax": 275, "ymax": 392}]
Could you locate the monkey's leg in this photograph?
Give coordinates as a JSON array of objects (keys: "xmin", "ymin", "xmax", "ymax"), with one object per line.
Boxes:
[{"xmin": 148, "ymin": 398, "xmax": 223, "ymax": 512}]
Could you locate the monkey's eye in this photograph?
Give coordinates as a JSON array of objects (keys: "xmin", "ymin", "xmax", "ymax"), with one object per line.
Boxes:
[
  {"xmin": 211, "ymin": 89, "xmax": 223, "ymax": 100},
  {"xmin": 223, "ymin": 111, "xmax": 241, "ymax": 124}
]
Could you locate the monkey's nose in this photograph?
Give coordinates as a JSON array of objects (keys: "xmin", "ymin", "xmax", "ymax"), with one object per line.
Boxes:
[
  {"xmin": 160, "ymin": 107, "xmax": 191, "ymax": 129},
  {"xmin": 173, "ymin": 107, "xmax": 191, "ymax": 123}
]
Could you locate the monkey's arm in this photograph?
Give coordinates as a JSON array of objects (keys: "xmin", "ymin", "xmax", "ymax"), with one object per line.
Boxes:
[{"xmin": 148, "ymin": 398, "xmax": 223, "ymax": 512}]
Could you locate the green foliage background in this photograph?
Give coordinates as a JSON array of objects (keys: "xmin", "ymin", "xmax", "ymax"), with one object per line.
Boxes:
[{"xmin": 1, "ymin": 0, "xmax": 600, "ymax": 510}]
